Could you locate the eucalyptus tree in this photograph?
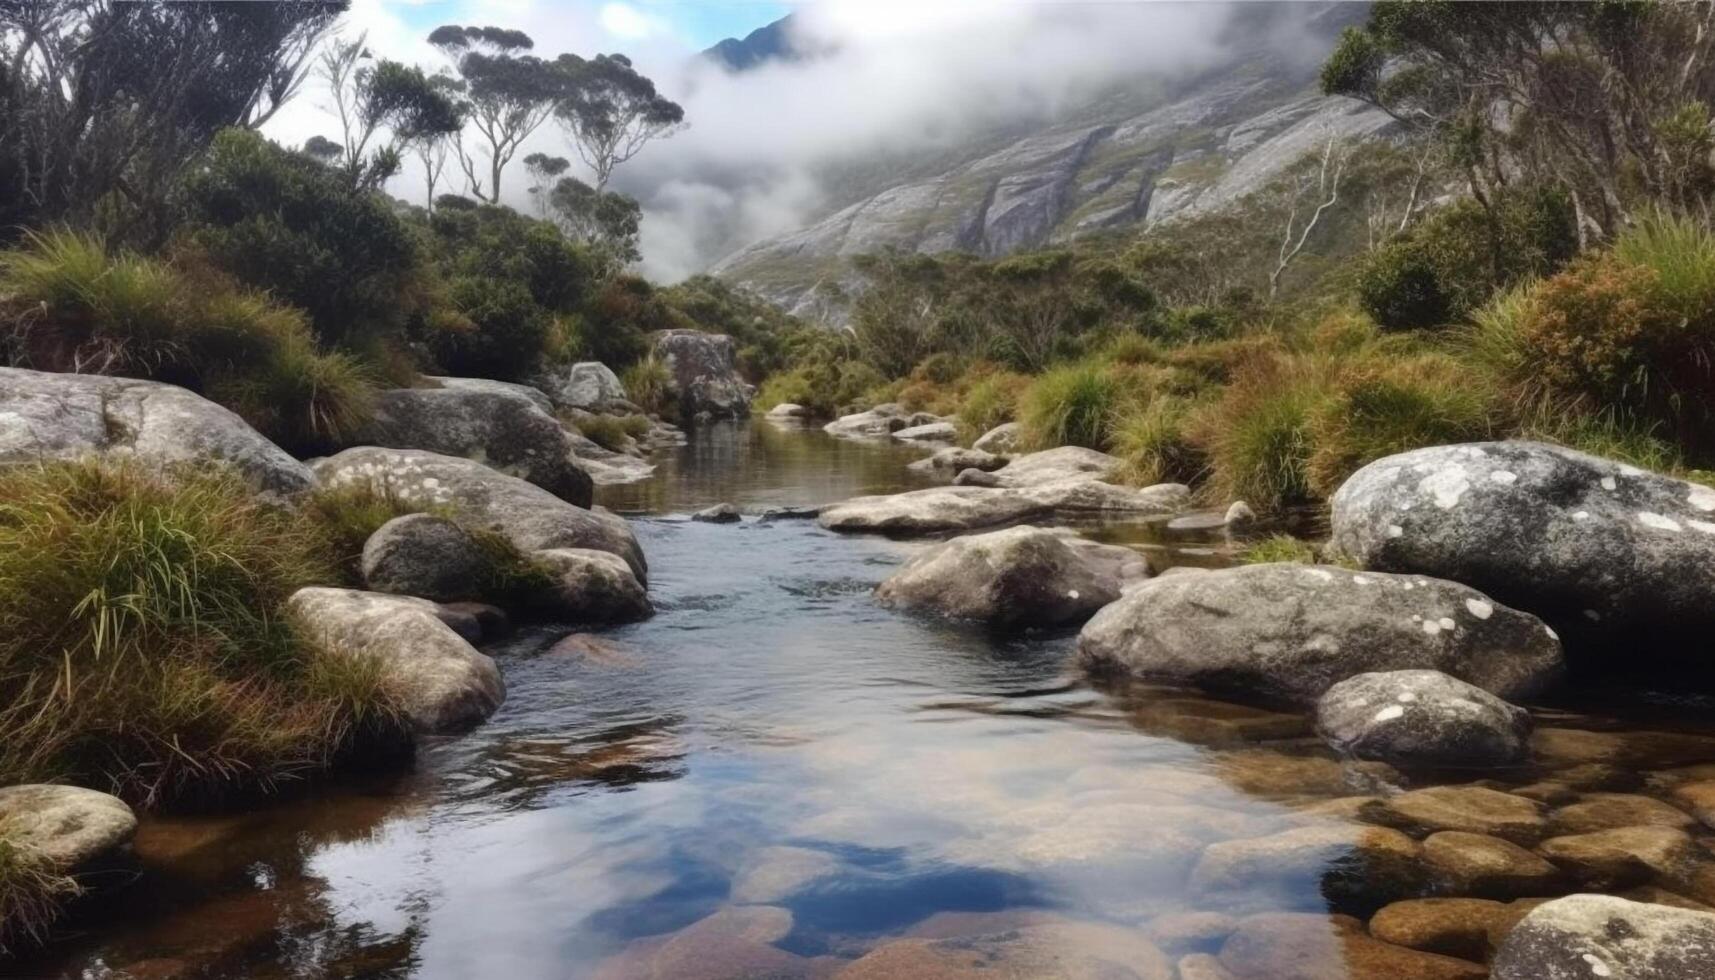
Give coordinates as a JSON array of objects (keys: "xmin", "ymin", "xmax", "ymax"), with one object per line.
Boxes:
[
  {"xmin": 428, "ymin": 24, "xmax": 564, "ymax": 203},
  {"xmin": 316, "ymin": 33, "xmax": 461, "ymax": 189},
  {"xmin": 553, "ymin": 52, "xmax": 685, "ymax": 191},
  {"xmin": 523, "ymin": 152, "xmax": 571, "ymax": 214}
]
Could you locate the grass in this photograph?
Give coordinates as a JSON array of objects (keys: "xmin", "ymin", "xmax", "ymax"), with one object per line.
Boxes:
[
  {"xmin": 955, "ymin": 371, "xmax": 1031, "ymax": 442},
  {"xmin": 1020, "ymin": 362, "xmax": 1125, "ymax": 450},
  {"xmin": 298, "ymin": 483, "xmax": 433, "ymax": 587},
  {"xmin": 0, "ymin": 840, "xmax": 79, "ymax": 957},
  {"xmin": 1238, "ymin": 534, "xmax": 1319, "ymax": 564},
  {"xmin": 575, "ymin": 413, "xmax": 650, "ymax": 452},
  {"xmin": 1113, "ymin": 394, "xmax": 1205, "ymax": 486},
  {"xmin": 0, "ymin": 230, "xmax": 377, "ymax": 456},
  {"xmin": 0, "ymin": 460, "xmax": 406, "ymax": 808},
  {"xmin": 621, "ymin": 354, "xmax": 673, "ymax": 418}
]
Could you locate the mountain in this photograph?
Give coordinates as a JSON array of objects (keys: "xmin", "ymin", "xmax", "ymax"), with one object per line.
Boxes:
[
  {"xmin": 703, "ymin": 15, "xmax": 806, "ymax": 73},
  {"xmin": 705, "ymin": 4, "xmax": 1394, "ymax": 318}
]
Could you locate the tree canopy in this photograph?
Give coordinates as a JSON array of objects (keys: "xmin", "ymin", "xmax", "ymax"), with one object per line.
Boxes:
[{"xmin": 554, "ymin": 52, "xmax": 685, "ymax": 190}]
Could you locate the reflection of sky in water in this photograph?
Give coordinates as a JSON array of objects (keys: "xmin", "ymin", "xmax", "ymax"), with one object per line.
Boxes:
[{"xmin": 47, "ymin": 422, "xmax": 1703, "ymax": 979}]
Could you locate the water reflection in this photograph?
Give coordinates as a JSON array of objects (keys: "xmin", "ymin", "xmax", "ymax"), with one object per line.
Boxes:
[{"xmin": 23, "ymin": 422, "xmax": 1715, "ymax": 979}]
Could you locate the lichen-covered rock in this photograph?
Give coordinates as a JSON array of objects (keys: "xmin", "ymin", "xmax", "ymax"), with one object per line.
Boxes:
[
  {"xmin": 1316, "ymin": 669, "xmax": 1534, "ymax": 768},
  {"xmin": 0, "ymin": 785, "xmax": 136, "ymax": 871},
  {"xmin": 824, "ymin": 403, "xmax": 911, "ymax": 439},
  {"xmin": 428, "ymin": 375, "xmax": 555, "ymax": 414},
  {"xmin": 876, "ymin": 526, "xmax": 1130, "ymax": 627},
  {"xmin": 973, "ymin": 422, "xmax": 1023, "ymax": 454},
  {"xmin": 911, "ymin": 446, "xmax": 1009, "ymax": 475},
  {"xmin": 0, "ymin": 367, "xmax": 311, "ymax": 494},
  {"xmin": 361, "ymin": 513, "xmax": 490, "ymax": 602},
  {"xmin": 654, "ymin": 330, "xmax": 750, "ymax": 420},
  {"xmin": 530, "ymin": 548, "xmax": 653, "ymax": 624},
  {"xmin": 531, "ymin": 361, "xmax": 627, "ymax": 411},
  {"xmin": 287, "ymin": 587, "xmax": 504, "ymax": 734},
  {"xmin": 313, "ymin": 448, "xmax": 645, "ymax": 581},
  {"xmin": 1492, "ymin": 893, "xmax": 1715, "ymax": 979},
  {"xmin": 1331, "ymin": 442, "xmax": 1715, "ymax": 655},
  {"xmin": 765, "ymin": 402, "xmax": 808, "ymax": 419},
  {"xmin": 1078, "ymin": 564, "xmax": 1564, "ymax": 708},
  {"xmin": 819, "ymin": 481, "xmax": 1187, "ymax": 536},
  {"xmin": 351, "ymin": 384, "xmax": 593, "ymax": 505}
]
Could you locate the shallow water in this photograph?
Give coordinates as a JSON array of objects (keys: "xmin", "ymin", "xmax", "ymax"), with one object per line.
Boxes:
[{"xmin": 23, "ymin": 422, "xmax": 1715, "ymax": 979}]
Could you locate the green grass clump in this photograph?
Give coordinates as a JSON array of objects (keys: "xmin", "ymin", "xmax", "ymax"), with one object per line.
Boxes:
[
  {"xmin": 1199, "ymin": 354, "xmax": 1326, "ymax": 511},
  {"xmin": 1238, "ymin": 534, "xmax": 1319, "ymax": 564},
  {"xmin": 575, "ymin": 413, "xmax": 650, "ymax": 451},
  {"xmin": 0, "ymin": 460, "xmax": 405, "ymax": 808},
  {"xmin": 1113, "ymin": 394, "xmax": 1205, "ymax": 486},
  {"xmin": 298, "ymin": 483, "xmax": 432, "ymax": 587},
  {"xmin": 1020, "ymin": 363, "xmax": 1123, "ymax": 450},
  {"xmin": 621, "ymin": 353, "xmax": 673, "ymax": 418},
  {"xmin": 955, "ymin": 370, "xmax": 1031, "ymax": 441},
  {"xmin": 0, "ymin": 839, "xmax": 79, "ymax": 956},
  {"xmin": 0, "ymin": 230, "xmax": 377, "ymax": 456}
]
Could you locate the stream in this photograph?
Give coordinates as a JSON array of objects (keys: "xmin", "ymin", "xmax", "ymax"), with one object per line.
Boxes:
[{"xmin": 22, "ymin": 421, "xmax": 1715, "ymax": 979}]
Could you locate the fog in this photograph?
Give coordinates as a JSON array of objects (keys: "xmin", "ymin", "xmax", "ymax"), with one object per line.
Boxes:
[{"xmin": 267, "ymin": 1, "xmax": 1329, "ymax": 282}]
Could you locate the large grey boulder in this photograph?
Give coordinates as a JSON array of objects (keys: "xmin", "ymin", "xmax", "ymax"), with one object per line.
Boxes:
[
  {"xmin": 531, "ymin": 361, "xmax": 627, "ymax": 411},
  {"xmin": 0, "ymin": 367, "xmax": 311, "ymax": 494},
  {"xmin": 531, "ymin": 548, "xmax": 652, "ymax": 623},
  {"xmin": 0, "ymin": 785, "xmax": 136, "ymax": 872},
  {"xmin": 909, "ymin": 446, "xmax": 1009, "ymax": 476},
  {"xmin": 1316, "ymin": 669, "xmax": 1534, "ymax": 768},
  {"xmin": 428, "ymin": 376, "xmax": 554, "ymax": 414},
  {"xmin": 973, "ymin": 422, "xmax": 1024, "ymax": 454},
  {"xmin": 987, "ymin": 446, "xmax": 1124, "ymax": 487},
  {"xmin": 824, "ymin": 403, "xmax": 911, "ymax": 439},
  {"xmin": 819, "ymin": 481, "xmax": 1188, "ymax": 536},
  {"xmin": 287, "ymin": 587, "xmax": 504, "ymax": 734},
  {"xmin": 1331, "ymin": 442, "xmax": 1715, "ymax": 653},
  {"xmin": 1077, "ymin": 564, "xmax": 1564, "ymax": 708},
  {"xmin": 313, "ymin": 447, "xmax": 645, "ymax": 581},
  {"xmin": 654, "ymin": 330, "xmax": 750, "ymax": 420},
  {"xmin": 875, "ymin": 526, "xmax": 1133, "ymax": 627},
  {"xmin": 1492, "ymin": 893, "xmax": 1715, "ymax": 979},
  {"xmin": 561, "ymin": 428, "xmax": 656, "ymax": 485},
  {"xmin": 361, "ymin": 513, "xmax": 490, "ymax": 602},
  {"xmin": 353, "ymin": 384, "xmax": 593, "ymax": 506}
]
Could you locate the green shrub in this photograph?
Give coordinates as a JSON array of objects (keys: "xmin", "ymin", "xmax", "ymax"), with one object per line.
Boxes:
[
  {"xmin": 1020, "ymin": 363, "xmax": 1123, "ymax": 450},
  {"xmin": 1356, "ymin": 244, "xmax": 1449, "ymax": 330},
  {"xmin": 575, "ymin": 413, "xmax": 650, "ymax": 451},
  {"xmin": 0, "ymin": 461, "xmax": 406, "ymax": 807},
  {"xmin": 1196, "ymin": 351, "xmax": 1333, "ymax": 511},
  {"xmin": 622, "ymin": 353, "xmax": 673, "ymax": 417},
  {"xmin": 429, "ymin": 277, "xmax": 548, "ymax": 381}
]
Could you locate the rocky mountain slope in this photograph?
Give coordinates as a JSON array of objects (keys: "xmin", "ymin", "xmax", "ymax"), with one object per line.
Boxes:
[{"xmin": 707, "ymin": 4, "xmax": 1393, "ymax": 317}]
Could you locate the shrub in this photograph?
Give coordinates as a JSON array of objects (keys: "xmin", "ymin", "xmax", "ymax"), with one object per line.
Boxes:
[
  {"xmin": 429, "ymin": 277, "xmax": 549, "ymax": 381},
  {"xmin": 0, "ymin": 230, "xmax": 377, "ymax": 455},
  {"xmin": 576, "ymin": 413, "xmax": 650, "ymax": 451},
  {"xmin": 756, "ymin": 359, "xmax": 889, "ymax": 418},
  {"xmin": 1020, "ymin": 363, "xmax": 1123, "ymax": 450},
  {"xmin": 1356, "ymin": 245, "xmax": 1448, "ymax": 330},
  {"xmin": 622, "ymin": 353, "xmax": 673, "ymax": 417},
  {"xmin": 0, "ymin": 461, "xmax": 406, "ymax": 807}
]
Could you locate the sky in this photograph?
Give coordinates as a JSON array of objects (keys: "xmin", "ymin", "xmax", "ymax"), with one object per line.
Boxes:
[{"xmin": 263, "ymin": 2, "xmax": 1277, "ymax": 282}]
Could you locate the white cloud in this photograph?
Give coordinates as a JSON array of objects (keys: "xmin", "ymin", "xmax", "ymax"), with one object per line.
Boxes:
[{"xmin": 599, "ymin": 3, "xmax": 665, "ymax": 41}]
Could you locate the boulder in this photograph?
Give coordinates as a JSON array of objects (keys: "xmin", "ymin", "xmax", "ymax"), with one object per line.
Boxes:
[
  {"xmin": 1549, "ymin": 794, "xmax": 1699, "ymax": 836},
  {"xmin": 1316, "ymin": 669, "xmax": 1534, "ymax": 768},
  {"xmin": 1369, "ymin": 897, "xmax": 1510, "ymax": 962},
  {"xmin": 876, "ymin": 526, "xmax": 1132, "ymax": 627},
  {"xmin": 0, "ymin": 785, "xmax": 136, "ymax": 871},
  {"xmin": 1218, "ymin": 912, "xmax": 1486, "ymax": 980},
  {"xmin": 973, "ymin": 422, "xmax": 1024, "ymax": 454},
  {"xmin": 351, "ymin": 385, "xmax": 593, "ymax": 505},
  {"xmin": 819, "ymin": 481, "xmax": 1188, "ymax": 536},
  {"xmin": 1536, "ymin": 826, "xmax": 1698, "ymax": 888},
  {"xmin": 987, "ymin": 446, "xmax": 1123, "ymax": 487},
  {"xmin": 1363, "ymin": 786, "xmax": 1546, "ymax": 845},
  {"xmin": 361, "ymin": 513, "xmax": 490, "ymax": 602},
  {"xmin": 1492, "ymin": 893, "xmax": 1715, "ymax": 979},
  {"xmin": 1078, "ymin": 564, "xmax": 1564, "ymax": 708},
  {"xmin": 654, "ymin": 330, "xmax": 750, "ymax": 420},
  {"xmin": 531, "ymin": 361, "xmax": 627, "ymax": 411},
  {"xmin": 1331, "ymin": 441, "xmax": 1715, "ymax": 656},
  {"xmin": 1421, "ymin": 831, "xmax": 1565, "ymax": 898},
  {"xmin": 824, "ymin": 403, "xmax": 911, "ymax": 439},
  {"xmin": 313, "ymin": 448, "xmax": 645, "ymax": 581},
  {"xmin": 560, "ymin": 428, "xmax": 656, "ymax": 486},
  {"xmin": 1190, "ymin": 824, "xmax": 1426, "ymax": 909},
  {"xmin": 892, "ymin": 421, "xmax": 957, "ymax": 443},
  {"xmin": 692, "ymin": 503, "xmax": 742, "ymax": 523},
  {"xmin": 0, "ymin": 367, "xmax": 310, "ymax": 494},
  {"xmin": 838, "ymin": 922, "xmax": 1174, "ymax": 980},
  {"xmin": 428, "ymin": 376, "xmax": 554, "ymax": 414},
  {"xmin": 530, "ymin": 548, "xmax": 652, "ymax": 624},
  {"xmin": 286, "ymin": 587, "xmax": 504, "ymax": 734}
]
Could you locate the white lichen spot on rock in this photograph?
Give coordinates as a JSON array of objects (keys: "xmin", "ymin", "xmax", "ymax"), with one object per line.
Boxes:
[
  {"xmin": 1638, "ymin": 511, "xmax": 1683, "ymax": 532},
  {"xmin": 1620, "ymin": 465, "xmax": 1644, "ymax": 477},
  {"xmin": 1490, "ymin": 470, "xmax": 1518, "ymax": 486},
  {"xmin": 1373, "ymin": 704, "xmax": 1405, "ymax": 722},
  {"xmin": 1581, "ymin": 953, "xmax": 1612, "ymax": 978},
  {"xmin": 1691, "ymin": 519, "xmax": 1715, "ymax": 534},
  {"xmin": 1352, "ymin": 575, "xmax": 1371, "ymax": 585},
  {"xmin": 1546, "ymin": 624, "xmax": 1560, "ymax": 640},
  {"xmin": 1387, "ymin": 524, "xmax": 1404, "ymax": 538},
  {"xmin": 1438, "ymin": 617, "xmax": 1456, "ymax": 631},
  {"xmin": 1689, "ymin": 486, "xmax": 1715, "ymax": 512},
  {"xmin": 1465, "ymin": 598, "xmax": 1494, "ymax": 620},
  {"xmin": 1421, "ymin": 619, "xmax": 1442, "ymax": 635},
  {"xmin": 1302, "ymin": 568, "xmax": 1335, "ymax": 582},
  {"xmin": 1573, "ymin": 511, "xmax": 1591, "ymax": 521},
  {"xmin": 1600, "ymin": 476, "xmax": 1618, "ymax": 491},
  {"xmin": 1421, "ymin": 466, "xmax": 1472, "ymax": 510},
  {"xmin": 1397, "ymin": 691, "xmax": 1417, "ymax": 703},
  {"xmin": 1067, "ymin": 589, "xmax": 1080, "ymax": 599}
]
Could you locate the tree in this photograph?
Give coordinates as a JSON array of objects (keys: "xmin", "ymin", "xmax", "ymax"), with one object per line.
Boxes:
[
  {"xmin": 523, "ymin": 152, "xmax": 571, "ymax": 215},
  {"xmin": 409, "ymin": 72, "xmax": 466, "ymax": 212},
  {"xmin": 547, "ymin": 176, "xmax": 641, "ymax": 265},
  {"xmin": 1270, "ymin": 132, "xmax": 1349, "ymax": 299},
  {"xmin": 1322, "ymin": 1, "xmax": 1715, "ymax": 242},
  {"xmin": 429, "ymin": 24, "xmax": 564, "ymax": 203},
  {"xmin": 554, "ymin": 53, "xmax": 685, "ymax": 190},
  {"xmin": 0, "ymin": 0, "xmax": 345, "ymax": 243},
  {"xmin": 317, "ymin": 34, "xmax": 461, "ymax": 189},
  {"xmin": 302, "ymin": 135, "xmax": 343, "ymax": 163}
]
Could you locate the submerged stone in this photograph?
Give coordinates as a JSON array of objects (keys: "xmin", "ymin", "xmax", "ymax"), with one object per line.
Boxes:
[{"xmin": 1217, "ymin": 912, "xmax": 1486, "ymax": 980}]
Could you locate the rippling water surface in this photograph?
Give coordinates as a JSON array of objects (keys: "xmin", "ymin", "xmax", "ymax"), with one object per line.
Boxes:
[{"xmin": 26, "ymin": 422, "xmax": 1715, "ymax": 979}]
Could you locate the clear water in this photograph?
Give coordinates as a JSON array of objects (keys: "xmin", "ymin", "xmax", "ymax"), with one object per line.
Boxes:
[{"xmin": 22, "ymin": 422, "xmax": 1715, "ymax": 979}]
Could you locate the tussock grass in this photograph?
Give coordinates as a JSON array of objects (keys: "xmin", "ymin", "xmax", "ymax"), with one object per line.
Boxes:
[
  {"xmin": 1113, "ymin": 394, "xmax": 1205, "ymax": 486},
  {"xmin": 0, "ymin": 840, "xmax": 79, "ymax": 957},
  {"xmin": 575, "ymin": 413, "xmax": 650, "ymax": 452},
  {"xmin": 0, "ymin": 460, "xmax": 406, "ymax": 808},
  {"xmin": 1020, "ymin": 363, "xmax": 1124, "ymax": 450},
  {"xmin": 955, "ymin": 371, "xmax": 1031, "ymax": 442},
  {"xmin": 621, "ymin": 354, "xmax": 673, "ymax": 418},
  {"xmin": 0, "ymin": 230, "xmax": 377, "ymax": 455},
  {"xmin": 1238, "ymin": 534, "xmax": 1319, "ymax": 564}
]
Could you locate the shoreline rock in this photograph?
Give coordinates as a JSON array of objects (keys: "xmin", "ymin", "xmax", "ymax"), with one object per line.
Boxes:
[
  {"xmin": 1492, "ymin": 893, "xmax": 1715, "ymax": 979},
  {"xmin": 818, "ymin": 480, "xmax": 1188, "ymax": 536},
  {"xmin": 875, "ymin": 526, "xmax": 1139, "ymax": 627},
  {"xmin": 1316, "ymin": 669, "xmax": 1534, "ymax": 769},
  {"xmin": 655, "ymin": 331, "xmax": 751, "ymax": 421}
]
